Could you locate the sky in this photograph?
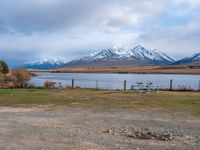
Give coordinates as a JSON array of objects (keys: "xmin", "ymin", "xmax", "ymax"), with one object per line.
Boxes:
[{"xmin": 0, "ymin": 0, "xmax": 200, "ymax": 66}]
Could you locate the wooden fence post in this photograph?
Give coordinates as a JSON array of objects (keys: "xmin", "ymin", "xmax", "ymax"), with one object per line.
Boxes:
[
  {"xmin": 170, "ymin": 79, "xmax": 173, "ymax": 91},
  {"xmin": 96, "ymin": 80, "xmax": 98, "ymax": 89},
  {"xmin": 72, "ymin": 79, "xmax": 74, "ymax": 89},
  {"xmin": 199, "ymin": 80, "xmax": 200, "ymax": 91},
  {"xmin": 124, "ymin": 80, "xmax": 127, "ymax": 91}
]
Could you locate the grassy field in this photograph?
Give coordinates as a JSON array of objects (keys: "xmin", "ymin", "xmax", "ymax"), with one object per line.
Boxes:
[{"xmin": 0, "ymin": 88, "xmax": 200, "ymax": 115}]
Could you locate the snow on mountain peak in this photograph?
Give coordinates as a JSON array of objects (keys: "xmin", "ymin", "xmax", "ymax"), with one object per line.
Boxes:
[
  {"xmin": 27, "ymin": 57, "xmax": 67, "ymax": 65},
  {"xmin": 23, "ymin": 57, "xmax": 67, "ymax": 69},
  {"xmin": 79, "ymin": 47, "xmax": 124, "ymax": 62},
  {"xmin": 68, "ymin": 45, "xmax": 174, "ymax": 66},
  {"xmin": 191, "ymin": 53, "xmax": 200, "ymax": 60},
  {"xmin": 127, "ymin": 45, "xmax": 174, "ymax": 62},
  {"xmin": 172, "ymin": 52, "xmax": 200, "ymax": 65}
]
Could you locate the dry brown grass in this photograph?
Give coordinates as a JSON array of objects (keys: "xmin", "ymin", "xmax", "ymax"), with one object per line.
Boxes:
[{"xmin": 30, "ymin": 65, "xmax": 200, "ymax": 74}]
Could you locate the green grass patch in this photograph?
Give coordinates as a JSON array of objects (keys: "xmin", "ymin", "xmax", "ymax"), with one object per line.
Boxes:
[{"xmin": 0, "ymin": 89, "xmax": 199, "ymax": 116}]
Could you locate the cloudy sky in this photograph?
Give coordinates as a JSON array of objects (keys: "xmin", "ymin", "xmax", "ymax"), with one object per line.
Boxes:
[{"xmin": 0, "ymin": 0, "xmax": 200, "ymax": 66}]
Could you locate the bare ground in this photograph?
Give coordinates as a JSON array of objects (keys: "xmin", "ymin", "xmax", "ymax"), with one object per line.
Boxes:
[{"xmin": 0, "ymin": 107, "xmax": 199, "ymax": 150}]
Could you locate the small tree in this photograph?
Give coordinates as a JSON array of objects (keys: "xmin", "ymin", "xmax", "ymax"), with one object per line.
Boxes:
[
  {"xmin": 0, "ymin": 60, "xmax": 9, "ymax": 74},
  {"xmin": 11, "ymin": 68, "xmax": 31, "ymax": 87}
]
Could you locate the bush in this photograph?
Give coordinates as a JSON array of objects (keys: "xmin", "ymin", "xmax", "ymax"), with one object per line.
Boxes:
[
  {"xmin": 44, "ymin": 80, "xmax": 56, "ymax": 89},
  {"xmin": 11, "ymin": 68, "xmax": 32, "ymax": 88}
]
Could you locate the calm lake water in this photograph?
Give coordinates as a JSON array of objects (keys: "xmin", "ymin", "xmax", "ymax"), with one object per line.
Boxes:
[{"xmin": 29, "ymin": 72, "xmax": 200, "ymax": 90}]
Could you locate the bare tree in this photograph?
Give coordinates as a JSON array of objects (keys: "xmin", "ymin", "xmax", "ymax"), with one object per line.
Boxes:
[{"xmin": 11, "ymin": 68, "xmax": 32, "ymax": 88}]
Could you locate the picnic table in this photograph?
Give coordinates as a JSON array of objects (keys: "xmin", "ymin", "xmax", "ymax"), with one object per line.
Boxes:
[{"xmin": 131, "ymin": 81, "xmax": 159, "ymax": 93}]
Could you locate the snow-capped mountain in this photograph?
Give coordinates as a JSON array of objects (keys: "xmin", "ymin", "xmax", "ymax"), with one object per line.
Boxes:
[
  {"xmin": 64, "ymin": 45, "xmax": 175, "ymax": 67},
  {"xmin": 23, "ymin": 57, "xmax": 67, "ymax": 69},
  {"xmin": 77, "ymin": 46, "xmax": 127, "ymax": 62},
  {"xmin": 173, "ymin": 53, "xmax": 200, "ymax": 65},
  {"xmin": 124, "ymin": 46, "xmax": 174, "ymax": 62}
]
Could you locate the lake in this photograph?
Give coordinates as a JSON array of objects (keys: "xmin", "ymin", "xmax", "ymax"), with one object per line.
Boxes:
[{"xmin": 29, "ymin": 72, "xmax": 200, "ymax": 90}]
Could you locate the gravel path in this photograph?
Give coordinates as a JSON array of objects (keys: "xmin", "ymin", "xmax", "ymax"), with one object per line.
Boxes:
[{"xmin": 0, "ymin": 107, "xmax": 199, "ymax": 150}]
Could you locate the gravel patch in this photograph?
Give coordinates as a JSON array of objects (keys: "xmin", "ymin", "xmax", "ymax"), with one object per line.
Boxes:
[{"xmin": 0, "ymin": 107, "xmax": 199, "ymax": 150}]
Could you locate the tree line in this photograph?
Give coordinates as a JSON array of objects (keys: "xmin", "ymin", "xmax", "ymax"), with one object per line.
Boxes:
[{"xmin": 0, "ymin": 60, "xmax": 32, "ymax": 88}]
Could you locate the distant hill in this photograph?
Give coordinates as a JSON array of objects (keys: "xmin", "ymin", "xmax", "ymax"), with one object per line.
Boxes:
[
  {"xmin": 173, "ymin": 53, "xmax": 200, "ymax": 66},
  {"xmin": 63, "ymin": 45, "xmax": 175, "ymax": 67},
  {"xmin": 22, "ymin": 57, "xmax": 67, "ymax": 69}
]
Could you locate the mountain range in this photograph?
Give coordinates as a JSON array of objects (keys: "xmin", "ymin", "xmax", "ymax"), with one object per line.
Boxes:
[
  {"xmin": 64, "ymin": 45, "xmax": 175, "ymax": 67},
  {"xmin": 23, "ymin": 57, "xmax": 67, "ymax": 69},
  {"xmin": 21, "ymin": 45, "xmax": 200, "ymax": 69}
]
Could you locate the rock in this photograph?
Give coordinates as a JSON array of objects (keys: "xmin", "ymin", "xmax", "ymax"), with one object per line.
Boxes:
[
  {"xmin": 164, "ymin": 138, "xmax": 168, "ymax": 141},
  {"xmin": 168, "ymin": 133, "xmax": 173, "ymax": 140},
  {"xmin": 40, "ymin": 137, "xmax": 46, "ymax": 140},
  {"xmin": 127, "ymin": 133, "xmax": 136, "ymax": 138},
  {"xmin": 124, "ymin": 129, "xmax": 129, "ymax": 133},
  {"xmin": 137, "ymin": 133, "xmax": 141, "ymax": 137},
  {"xmin": 161, "ymin": 137, "xmax": 166, "ymax": 140},
  {"xmin": 122, "ymin": 128, "xmax": 175, "ymax": 141},
  {"xmin": 103, "ymin": 129, "xmax": 112, "ymax": 133},
  {"xmin": 89, "ymin": 145, "xmax": 94, "ymax": 148}
]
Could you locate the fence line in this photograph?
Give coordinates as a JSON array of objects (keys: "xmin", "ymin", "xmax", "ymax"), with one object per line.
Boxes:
[{"xmin": 39, "ymin": 79, "xmax": 200, "ymax": 92}]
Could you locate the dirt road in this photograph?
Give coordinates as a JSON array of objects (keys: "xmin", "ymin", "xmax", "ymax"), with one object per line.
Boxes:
[{"xmin": 0, "ymin": 107, "xmax": 199, "ymax": 150}]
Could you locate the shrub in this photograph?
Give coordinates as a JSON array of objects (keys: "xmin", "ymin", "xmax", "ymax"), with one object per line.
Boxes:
[
  {"xmin": 11, "ymin": 68, "xmax": 32, "ymax": 88},
  {"xmin": 44, "ymin": 80, "xmax": 56, "ymax": 89}
]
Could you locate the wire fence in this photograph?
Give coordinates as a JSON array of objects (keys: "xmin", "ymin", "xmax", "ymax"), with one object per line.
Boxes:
[
  {"xmin": 1, "ymin": 77, "xmax": 200, "ymax": 92},
  {"xmin": 38, "ymin": 79, "xmax": 200, "ymax": 92}
]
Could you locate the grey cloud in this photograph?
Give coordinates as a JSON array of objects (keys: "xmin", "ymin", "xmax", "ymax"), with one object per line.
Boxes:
[
  {"xmin": 0, "ymin": 0, "xmax": 167, "ymax": 34},
  {"xmin": 0, "ymin": 0, "xmax": 105, "ymax": 33},
  {"xmin": 138, "ymin": 22, "xmax": 200, "ymax": 59},
  {"xmin": 0, "ymin": 48, "xmax": 38, "ymax": 67},
  {"xmin": 0, "ymin": 0, "xmax": 199, "ymax": 65}
]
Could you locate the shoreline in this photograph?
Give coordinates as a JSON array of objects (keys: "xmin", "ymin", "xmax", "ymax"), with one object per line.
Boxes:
[{"xmin": 28, "ymin": 65, "xmax": 200, "ymax": 75}]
